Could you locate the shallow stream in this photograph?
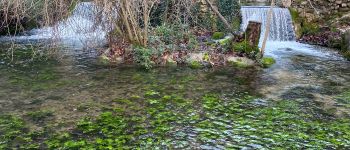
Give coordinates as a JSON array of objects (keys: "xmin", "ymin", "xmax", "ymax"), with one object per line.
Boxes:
[{"xmin": 0, "ymin": 40, "xmax": 349, "ymax": 149}]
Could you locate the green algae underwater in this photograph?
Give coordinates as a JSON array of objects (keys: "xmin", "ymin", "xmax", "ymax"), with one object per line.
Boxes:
[{"xmin": 1, "ymin": 45, "xmax": 350, "ymax": 149}]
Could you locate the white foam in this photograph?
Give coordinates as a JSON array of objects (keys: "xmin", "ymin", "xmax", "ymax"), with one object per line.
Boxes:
[{"xmin": 1, "ymin": 2, "xmax": 108, "ymax": 47}]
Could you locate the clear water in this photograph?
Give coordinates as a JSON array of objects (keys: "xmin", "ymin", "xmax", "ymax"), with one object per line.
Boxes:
[
  {"xmin": 0, "ymin": 3, "xmax": 349, "ymax": 149},
  {"xmin": 0, "ymin": 40, "xmax": 349, "ymax": 148}
]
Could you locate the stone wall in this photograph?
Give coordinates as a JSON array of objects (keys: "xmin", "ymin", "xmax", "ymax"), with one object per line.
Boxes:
[
  {"xmin": 292, "ymin": 0, "xmax": 350, "ymax": 22},
  {"xmin": 291, "ymin": 0, "xmax": 350, "ymax": 59}
]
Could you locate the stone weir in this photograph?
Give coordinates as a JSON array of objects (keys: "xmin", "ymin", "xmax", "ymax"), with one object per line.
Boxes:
[{"xmin": 241, "ymin": 6, "xmax": 296, "ymax": 42}]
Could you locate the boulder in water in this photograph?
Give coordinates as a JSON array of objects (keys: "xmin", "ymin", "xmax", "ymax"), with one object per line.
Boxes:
[
  {"xmin": 261, "ymin": 57, "xmax": 276, "ymax": 68},
  {"xmin": 227, "ymin": 56, "xmax": 255, "ymax": 68}
]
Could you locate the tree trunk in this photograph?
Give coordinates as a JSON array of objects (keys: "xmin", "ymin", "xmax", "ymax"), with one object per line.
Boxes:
[{"xmin": 245, "ymin": 21, "xmax": 261, "ymax": 47}]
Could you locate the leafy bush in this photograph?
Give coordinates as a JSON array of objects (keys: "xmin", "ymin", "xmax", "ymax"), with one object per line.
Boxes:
[
  {"xmin": 301, "ymin": 22, "xmax": 320, "ymax": 35},
  {"xmin": 133, "ymin": 24, "xmax": 200, "ymax": 69},
  {"xmin": 233, "ymin": 40, "xmax": 259, "ymax": 58},
  {"xmin": 217, "ymin": 0, "xmax": 241, "ymax": 32},
  {"xmin": 195, "ymin": 0, "xmax": 241, "ymax": 32},
  {"xmin": 133, "ymin": 46, "xmax": 154, "ymax": 70}
]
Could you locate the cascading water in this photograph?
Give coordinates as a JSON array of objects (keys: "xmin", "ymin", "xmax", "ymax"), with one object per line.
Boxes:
[
  {"xmin": 1, "ymin": 2, "xmax": 108, "ymax": 47},
  {"xmin": 240, "ymin": 5, "xmax": 345, "ymax": 61},
  {"xmin": 241, "ymin": 6, "xmax": 296, "ymax": 42}
]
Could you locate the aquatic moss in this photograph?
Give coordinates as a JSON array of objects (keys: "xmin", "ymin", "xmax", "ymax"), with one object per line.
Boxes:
[
  {"xmin": 337, "ymin": 90, "xmax": 350, "ymax": 108},
  {"xmin": 27, "ymin": 110, "xmax": 54, "ymax": 122},
  {"xmin": 0, "ymin": 115, "xmax": 43, "ymax": 149},
  {"xmin": 1, "ymin": 91, "xmax": 350, "ymax": 149}
]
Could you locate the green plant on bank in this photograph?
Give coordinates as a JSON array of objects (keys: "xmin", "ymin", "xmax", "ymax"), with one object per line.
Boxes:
[
  {"xmin": 217, "ymin": 0, "xmax": 241, "ymax": 32},
  {"xmin": 289, "ymin": 8, "xmax": 300, "ymax": 23},
  {"xmin": 289, "ymin": 8, "xmax": 320, "ymax": 36},
  {"xmin": 233, "ymin": 40, "xmax": 260, "ymax": 59},
  {"xmin": 301, "ymin": 22, "xmax": 320, "ymax": 35},
  {"xmin": 133, "ymin": 46, "xmax": 154, "ymax": 70},
  {"xmin": 133, "ymin": 24, "xmax": 199, "ymax": 69},
  {"xmin": 195, "ymin": 0, "xmax": 241, "ymax": 32}
]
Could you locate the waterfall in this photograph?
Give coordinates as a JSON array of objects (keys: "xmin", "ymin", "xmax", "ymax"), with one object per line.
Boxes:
[
  {"xmin": 241, "ymin": 6, "xmax": 296, "ymax": 42},
  {"xmin": 31, "ymin": 2, "xmax": 107, "ymax": 41},
  {"xmin": 2, "ymin": 2, "xmax": 109, "ymax": 47}
]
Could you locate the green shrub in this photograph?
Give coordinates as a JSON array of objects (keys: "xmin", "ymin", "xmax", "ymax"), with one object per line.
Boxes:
[
  {"xmin": 289, "ymin": 8, "xmax": 300, "ymax": 23},
  {"xmin": 232, "ymin": 40, "xmax": 259, "ymax": 58},
  {"xmin": 133, "ymin": 46, "xmax": 154, "ymax": 70},
  {"xmin": 301, "ymin": 22, "xmax": 320, "ymax": 35},
  {"xmin": 196, "ymin": 0, "xmax": 241, "ymax": 32},
  {"xmin": 217, "ymin": 0, "xmax": 241, "ymax": 32}
]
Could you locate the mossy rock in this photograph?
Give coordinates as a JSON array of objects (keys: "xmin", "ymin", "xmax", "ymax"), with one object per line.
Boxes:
[
  {"xmin": 189, "ymin": 61, "xmax": 203, "ymax": 69},
  {"xmin": 261, "ymin": 57, "xmax": 276, "ymax": 68},
  {"xmin": 227, "ymin": 56, "xmax": 255, "ymax": 68},
  {"xmin": 97, "ymin": 55, "xmax": 110, "ymax": 65},
  {"xmin": 218, "ymin": 37, "xmax": 233, "ymax": 46},
  {"xmin": 212, "ymin": 32, "xmax": 225, "ymax": 40},
  {"xmin": 231, "ymin": 61, "xmax": 251, "ymax": 68}
]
